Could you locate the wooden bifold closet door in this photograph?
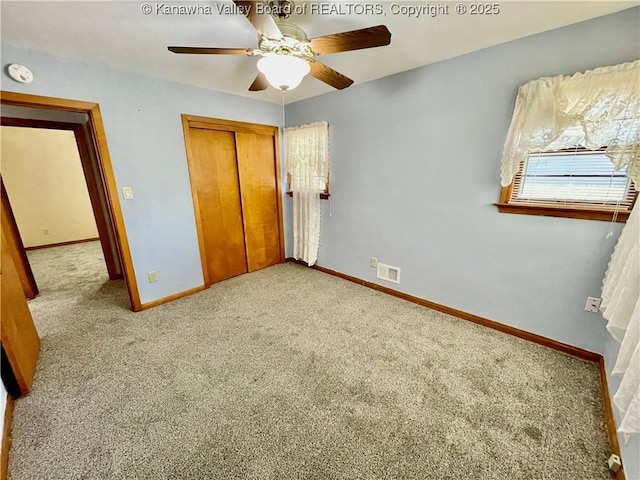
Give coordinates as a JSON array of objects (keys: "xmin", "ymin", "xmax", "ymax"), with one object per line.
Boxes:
[{"xmin": 182, "ymin": 116, "xmax": 284, "ymax": 286}]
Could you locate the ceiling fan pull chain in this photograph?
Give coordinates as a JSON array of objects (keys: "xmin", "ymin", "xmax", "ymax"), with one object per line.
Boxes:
[{"xmin": 281, "ymin": 89, "xmax": 287, "ymax": 187}]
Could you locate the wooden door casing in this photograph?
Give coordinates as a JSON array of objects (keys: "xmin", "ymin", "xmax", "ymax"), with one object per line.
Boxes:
[
  {"xmin": 0, "ymin": 177, "xmax": 38, "ymax": 299},
  {"xmin": 0, "ymin": 228, "xmax": 41, "ymax": 395},
  {"xmin": 0, "ymin": 92, "xmax": 137, "ymax": 311},
  {"xmin": 182, "ymin": 115, "xmax": 285, "ymax": 287}
]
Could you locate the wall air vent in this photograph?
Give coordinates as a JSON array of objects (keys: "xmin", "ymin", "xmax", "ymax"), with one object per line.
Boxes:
[{"xmin": 377, "ymin": 263, "xmax": 400, "ymax": 284}]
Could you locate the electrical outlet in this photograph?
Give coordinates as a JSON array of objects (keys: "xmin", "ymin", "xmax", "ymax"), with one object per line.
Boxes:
[
  {"xmin": 42, "ymin": 228, "xmax": 49, "ymax": 235},
  {"xmin": 122, "ymin": 187, "xmax": 134, "ymax": 199},
  {"xmin": 608, "ymin": 454, "xmax": 622, "ymax": 472},
  {"xmin": 148, "ymin": 271, "xmax": 158, "ymax": 283},
  {"xmin": 370, "ymin": 257, "xmax": 378, "ymax": 268},
  {"xmin": 585, "ymin": 296, "xmax": 601, "ymax": 313}
]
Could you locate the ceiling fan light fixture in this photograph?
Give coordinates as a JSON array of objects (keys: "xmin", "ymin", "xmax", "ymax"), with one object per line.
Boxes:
[{"xmin": 257, "ymin": 54, "xmax": 310, "ymax": 91}]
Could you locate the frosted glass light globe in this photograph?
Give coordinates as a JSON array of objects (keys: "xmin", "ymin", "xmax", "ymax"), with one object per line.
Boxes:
[{"xmin": 257, "ymin": 55, "xmax": 310, "ymax": 91}]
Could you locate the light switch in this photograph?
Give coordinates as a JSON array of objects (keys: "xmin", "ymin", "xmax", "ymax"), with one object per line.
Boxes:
[{"xmin": 122, "ymin": 187, "xmax": 134, "ymax": 199}]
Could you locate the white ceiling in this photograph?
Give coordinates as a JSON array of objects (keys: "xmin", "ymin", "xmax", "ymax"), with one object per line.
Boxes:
[{"xmin": 1, "ymin": 1, "xmax": 636, "ymax": 104}]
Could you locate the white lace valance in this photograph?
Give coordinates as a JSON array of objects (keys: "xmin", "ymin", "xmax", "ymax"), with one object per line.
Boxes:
[{"xmin": 500, "ymin": 60, "xmax": 640, "ymax": 188}]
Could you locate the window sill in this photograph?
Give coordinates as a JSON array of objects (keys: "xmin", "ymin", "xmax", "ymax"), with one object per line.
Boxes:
[
  {"xmin": 495, "ymin": 203, "xmax": 630, "ymax": 222},
  {"xmin": 286, "ymin": 192, "xmax": 330, "ymax": 200}
]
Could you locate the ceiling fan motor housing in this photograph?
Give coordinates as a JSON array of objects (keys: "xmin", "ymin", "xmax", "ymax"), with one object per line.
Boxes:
[
  {"xmin": 277, "ymin": 22, "xmax": 307, "ymax": 42},
  {"xmin": 267, "ymin": 0, "xmax": 295, "ymax": 19},
  {"xmin": 260, "ymin": 22, "xmax": 313, "ymax": 59}
]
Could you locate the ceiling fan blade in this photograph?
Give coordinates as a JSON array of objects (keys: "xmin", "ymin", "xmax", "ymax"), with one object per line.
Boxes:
[
  {"xmin": 249, "ymin": 72, "xmax": 268, "ymax": 91},
  {"xmin": 309, "ymin": 25, "xmax": 391, "ymax": 55},
  {"xmin": 309, "ymin": 61, "xmax": 354, "ymax": 90},
  {"xmin": 168, "ymin": 47, "xmax": 253, "ymax": 55},
  {"xmin": 234, "ymin": 1, "xmax": 283, "ymax": 40}
]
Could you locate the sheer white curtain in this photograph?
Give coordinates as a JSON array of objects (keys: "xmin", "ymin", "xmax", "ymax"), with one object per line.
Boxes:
[
  {"xmin": 285, "ymin": 121, "xmax": 329, "ymax": 266},
  {"xmin": 500, "ymin": 60, "xmax": 640, "ymax": 188},
  {"xmin": 601, "ymin": 201, "xmax": 640, "ymax": 434}
]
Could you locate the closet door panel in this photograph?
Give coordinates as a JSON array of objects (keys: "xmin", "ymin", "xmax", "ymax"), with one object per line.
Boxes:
[
  {"xmin": 235, "ymin": 132, "xmax": 282, "ymax": 272},
  {"xmin": 189, "ymin": 128, "xmax": 247, "ymax": 284}
]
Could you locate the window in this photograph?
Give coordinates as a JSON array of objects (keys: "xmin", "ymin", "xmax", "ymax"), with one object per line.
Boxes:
[
  {"xmin": 497, "ymin": 148, "xmax": 637, "ymax": 221},
  {"xmin": 286, "ymin": 171, "xmax": 329, "ymax": 199},
  {"xmin": 285, "ymin": 121, "xmax": 330, "ymax": 199},
  {"xmin": 497, "ymin": 61, "xmax": 639, "ymax": 221}
]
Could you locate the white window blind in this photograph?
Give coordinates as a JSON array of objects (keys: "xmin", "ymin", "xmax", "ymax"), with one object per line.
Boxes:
[{"xmin": 510, "ymin": 150, "xmax": 637, "ymax": 210}]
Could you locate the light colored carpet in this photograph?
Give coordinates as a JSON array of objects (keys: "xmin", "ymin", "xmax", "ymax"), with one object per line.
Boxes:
[
  {"xmin": 27, "ymin": 240, "xmax": 112, "ymax": 296},
  {"xmin": 10, "ymin": 241, "xmax": 612, "ymax": 479}
]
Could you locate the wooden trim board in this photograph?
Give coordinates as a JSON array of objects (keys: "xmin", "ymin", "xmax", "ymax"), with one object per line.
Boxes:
[
  {"xmin": 495, "ymin": 202, "xmax": 630, "ymax": 222},
  {"xmin": 138, "ymin": 284, "xmax": 207, "ymax": 311},
  {"xmin": 181, "ymin": 115, "xmax": 211, "ymax": 287},
  {"xmin": 287, "ymin": 258, "xmax": 625, "ymax": 476},
  {"xmin": 25, "ymin": 238, "xmax": 100, "ymax": 251},
  {"xmin": 73, "ymin": 123, "xmax": 120, "ymax": 281},
  {"xmin": 1, "ymin": 178, "xmax": 38, "ymax": 299},
  {"xmin": 598, "ymin": 357, "xmax": 626, "ymax": 480},
  {"xmin": 272, "ymin": 127, "xmax": 286, "ymax": 265},
  {"xmin": 182, "ymin": 115, "xmax": 277, "ymax": 136},
  {"xmin": 1, "ymin": 394, "xmax": 15, "ymax": 480},
  {"xmin": 86, "ymin": 102, "xmax": 139, "ymax": 310}
]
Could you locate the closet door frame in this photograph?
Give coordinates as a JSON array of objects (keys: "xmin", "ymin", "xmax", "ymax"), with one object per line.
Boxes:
[{"xmin": 181, "ymin": 114, "xmax": 285, "ymax": 286}]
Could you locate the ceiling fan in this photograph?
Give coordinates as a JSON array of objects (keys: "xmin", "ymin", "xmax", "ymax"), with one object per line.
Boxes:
[{"xmin": 168, "ymin": 0, "xmax": 392, "ymax": 92}]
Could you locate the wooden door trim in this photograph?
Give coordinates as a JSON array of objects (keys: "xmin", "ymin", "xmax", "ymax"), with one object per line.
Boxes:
[
  {"xmin": 1, "ymin": 393, "xmax": 15, "ymax": 480},
  {"xmin": 273, "ymin": 131, "xmax": 285, "ymax": 263},
  {"xmin": 1, "ymin": 116, "xmax": 120, "ymax": 281},
  {"xmin": 86, "ymin": 101, "xmax": 139, "ymax": 309},
  {"xmin": 0, "ymin": 178, "xmax": 38, "ymax": 299},
  {"xmin": 181, "ymin": 115, "xmax": 211, "ymax": 287},
  {"xmin": 1, "ymin": 229, "xmax": 41, "ymax": 395},
  {"xmin": 73, "ymin": 123, "xmax": 119, "ymax": 280},
  {"xmin": 1, "ymin": 117, "xmax": 78, "ymax": 130},
  {"xmin": 181, "ymin": 114, "xmax": 285, "ymax": 285},
  {"xmin": 1, "ymin": 91, "xmax": 140, "ymax": 310},
  {"xmin": 182, "ymin": 115, "xmax": 278, "ymax": 136}
]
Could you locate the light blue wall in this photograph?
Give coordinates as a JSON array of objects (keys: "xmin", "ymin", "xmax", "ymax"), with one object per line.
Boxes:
[
  {"xmin": 286, "ymin": 7, "xmax": 639, "ymax": 353},
  {"xmin": 285, "ymin": 7, "xmax": 639, "ymax": 474},
  {"xmin": 3, "ymin": 9, "xmax": 638, "ymax": 476},
  {"xmin": 1, "ymin": 42, "xmax": 281, "ymax": 304}
]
